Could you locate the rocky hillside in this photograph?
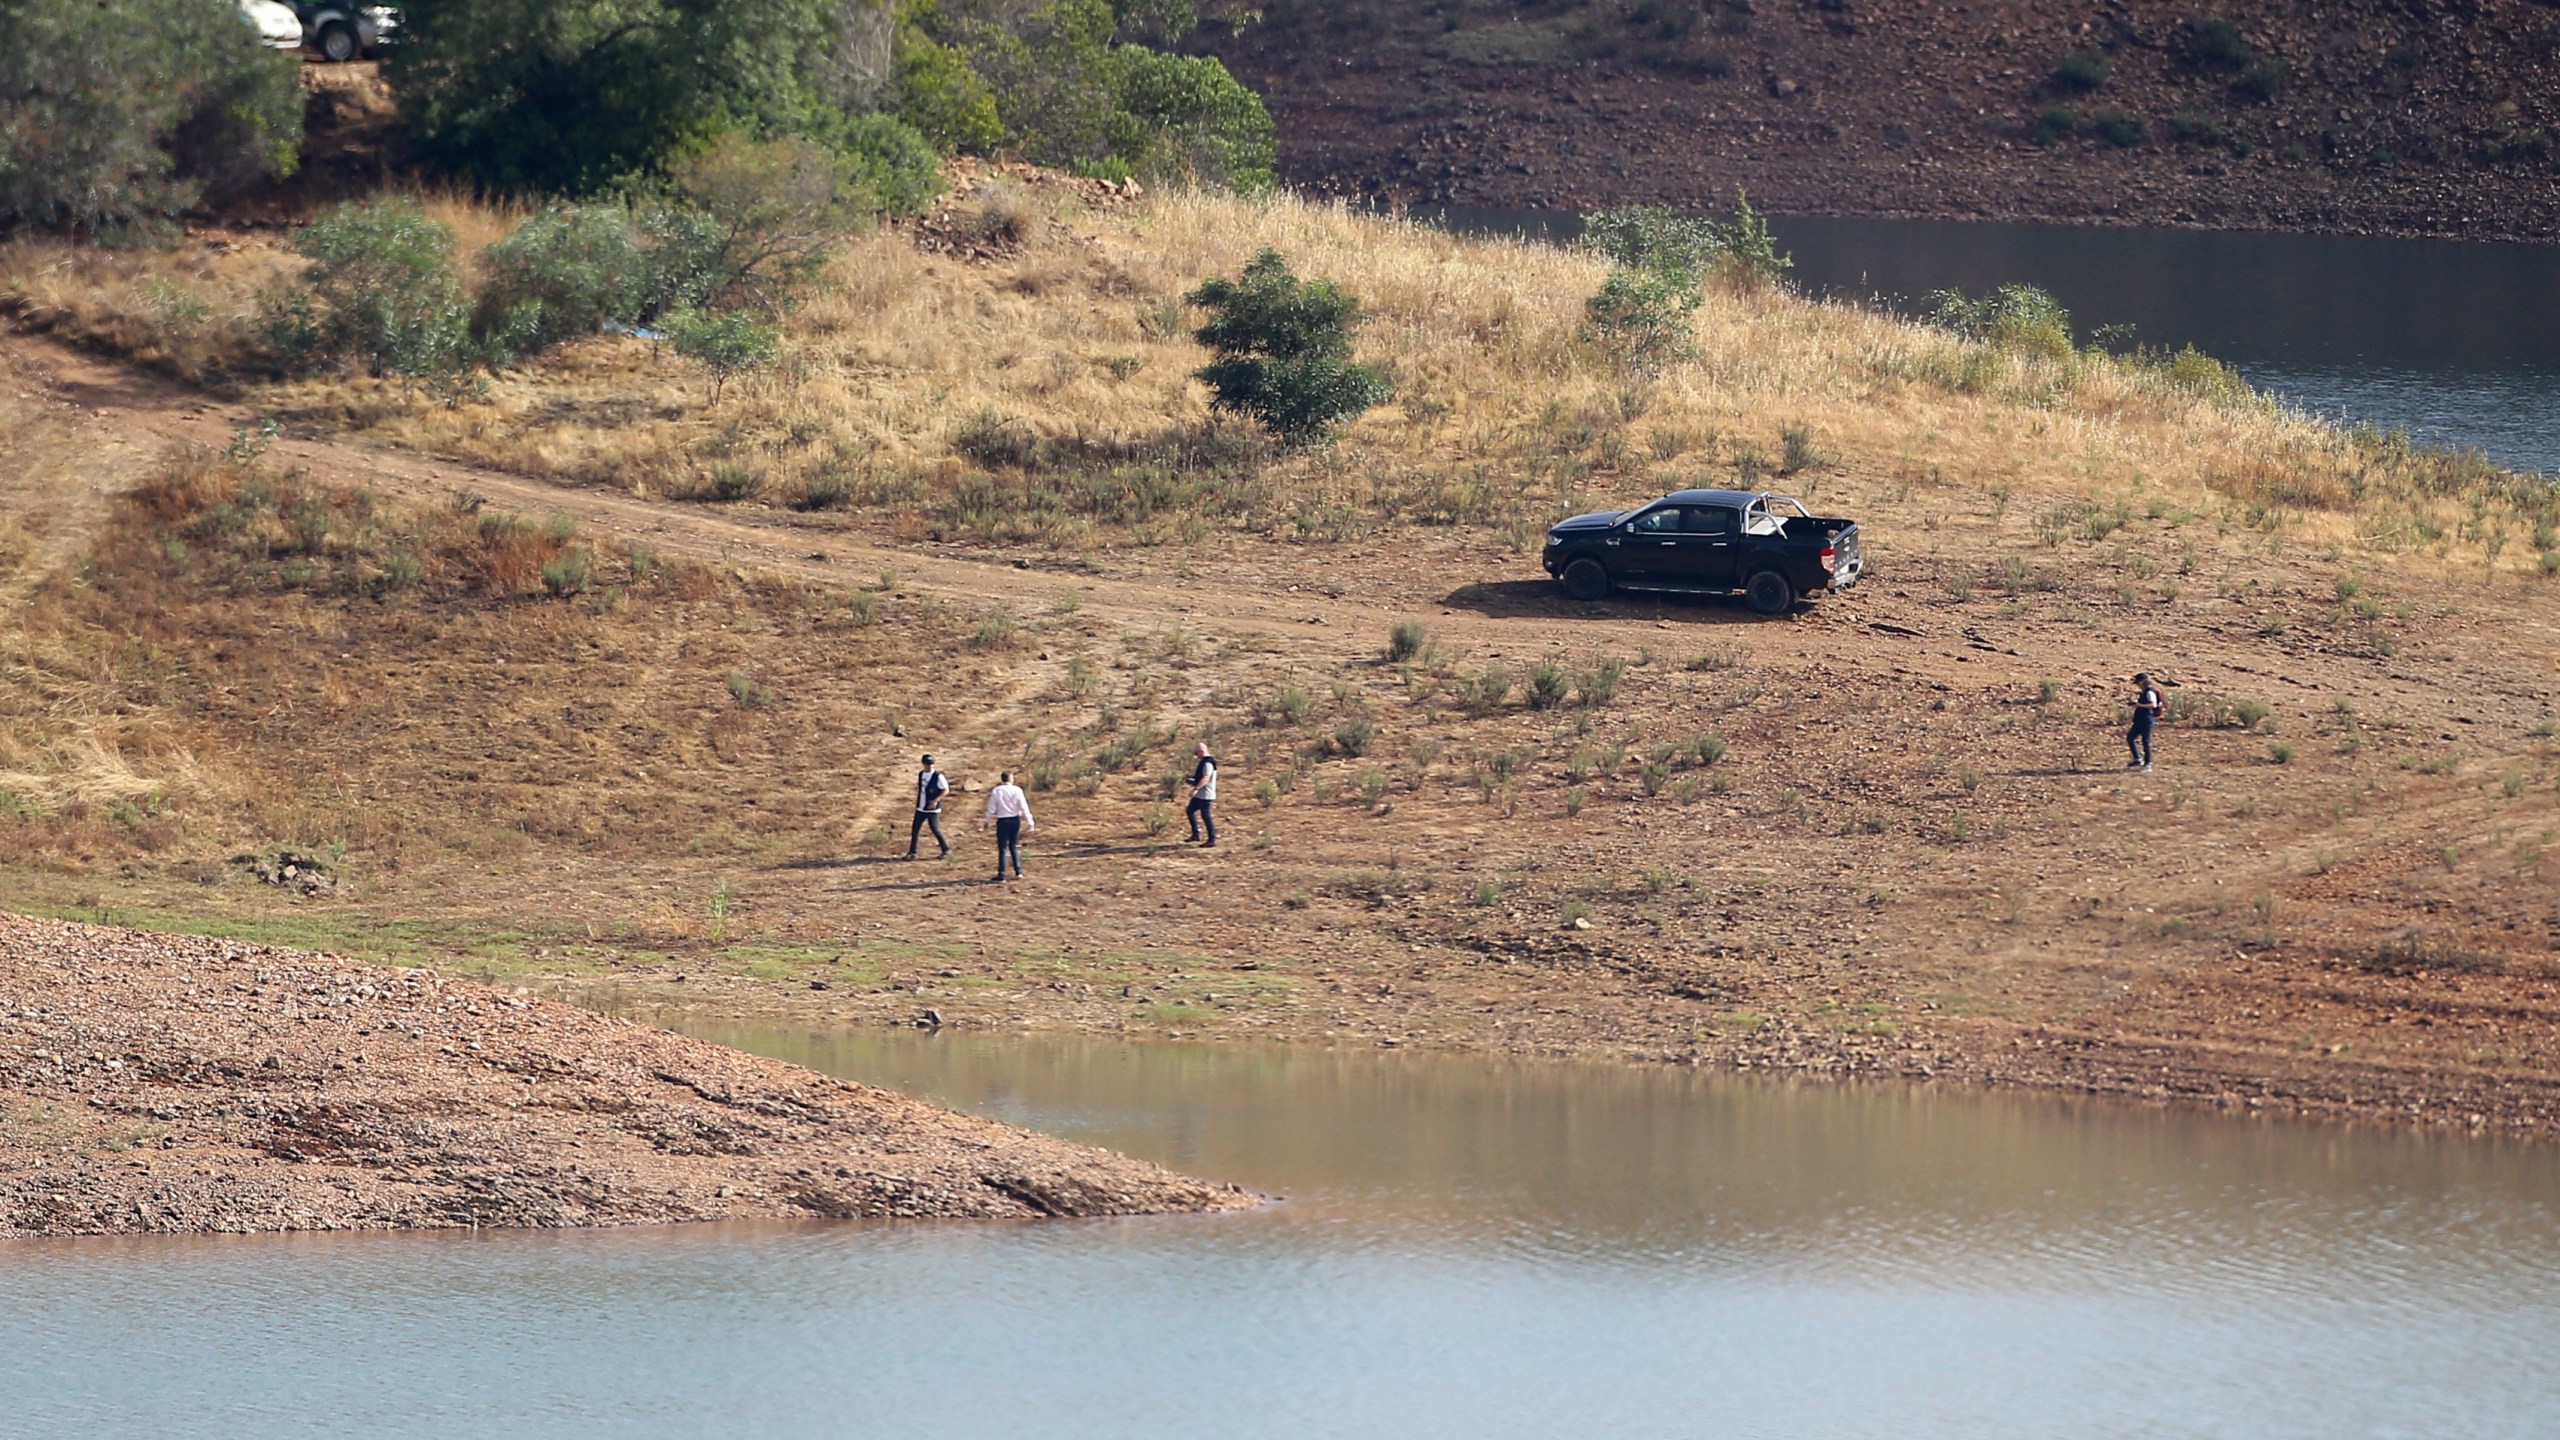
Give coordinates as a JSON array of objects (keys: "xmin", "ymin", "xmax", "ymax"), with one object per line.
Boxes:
[{"xmin": 1202, "ymin": 0, "xmax": 2560, "ymax": 239}]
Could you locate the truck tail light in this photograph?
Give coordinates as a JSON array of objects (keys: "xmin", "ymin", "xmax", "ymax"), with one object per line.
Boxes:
[{"xmin": 1819, "ymin": 544, "xmax": 1837, "ymax": 573}]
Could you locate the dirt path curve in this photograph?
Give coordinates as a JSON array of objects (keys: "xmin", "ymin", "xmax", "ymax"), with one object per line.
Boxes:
[{"xmin": 0, "ymin": 333, "xmax": 1873, "ymax": 681}]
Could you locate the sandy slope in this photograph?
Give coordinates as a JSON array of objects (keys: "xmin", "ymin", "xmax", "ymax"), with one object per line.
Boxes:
[{"xmin": 0, "ymin": 913, "xmax": 1251, "ymax": 1237}]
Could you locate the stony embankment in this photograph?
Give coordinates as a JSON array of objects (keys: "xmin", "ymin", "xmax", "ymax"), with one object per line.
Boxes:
[{"xmin": 0, "ymin": 915, "xmax": 1252, "ymax": 1237}]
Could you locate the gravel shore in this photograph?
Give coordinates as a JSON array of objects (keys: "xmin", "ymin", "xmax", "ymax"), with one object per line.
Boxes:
[{"xmin": 0, "ymin": 915, "xmax": 1252, "ymax": 1238}]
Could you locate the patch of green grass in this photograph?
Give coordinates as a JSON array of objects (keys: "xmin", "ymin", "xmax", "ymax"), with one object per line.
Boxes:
[{"xmin": 1145, "ymin": 1003, "xmax": 1212, "ymax": 1027}]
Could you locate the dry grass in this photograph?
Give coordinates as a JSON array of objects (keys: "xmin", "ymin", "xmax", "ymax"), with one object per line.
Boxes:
[{"xmin": 2, "ymin": 172, "xmax": 2552, "ymax": 568}]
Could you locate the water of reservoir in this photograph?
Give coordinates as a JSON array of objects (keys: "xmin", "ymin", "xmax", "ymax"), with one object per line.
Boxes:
[
  {"xmin": 1428, "ymin": 208, "xmax": 2560, "ymax": 475},
  {"xmin": 8, "ymin": 1028, "xmax": 2560, "ymax": 1438}
]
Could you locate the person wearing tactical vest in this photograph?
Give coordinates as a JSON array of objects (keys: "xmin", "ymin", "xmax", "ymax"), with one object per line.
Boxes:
[
  {"xmin": 907, "ymin": 754, "xmax": 950, "ymax": 859},
  {"xmin": 2127, "ymin": 674, "xmax": 2163, "ymax": 771},
  {"xmin": 1184, "ymin": 741, "xmax": 1219, "ymax": 847}
]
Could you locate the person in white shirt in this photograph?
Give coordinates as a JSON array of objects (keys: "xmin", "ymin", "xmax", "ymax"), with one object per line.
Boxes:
[
  {"xmin": 1184, "ymin": 742, "xmax": 1219, "ymax": 847},
  {"xmin": 983, "ymin": 771, "xmax": 1034, "ymax": 881}
]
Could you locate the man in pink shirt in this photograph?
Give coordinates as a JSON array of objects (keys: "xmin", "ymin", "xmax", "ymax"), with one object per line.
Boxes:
[{"xmin": 982, "ymin": 770, "xmax": 1034, "ymax": 882}]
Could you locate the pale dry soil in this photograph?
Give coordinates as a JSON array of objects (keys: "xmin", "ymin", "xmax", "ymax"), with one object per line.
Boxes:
[{"xmin": 2, "ymin": 324, "xmax": 2558, "ymax": 1148}]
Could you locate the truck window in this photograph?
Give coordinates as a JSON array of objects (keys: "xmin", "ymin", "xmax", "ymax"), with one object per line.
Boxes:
[
  {"xmin": 1686, "ymin": 507, "xmax": 1733, "ymax": 535},
  {"xmin": 1627, "ymin": 507, "xmax": 1684, "ymax": 534}
]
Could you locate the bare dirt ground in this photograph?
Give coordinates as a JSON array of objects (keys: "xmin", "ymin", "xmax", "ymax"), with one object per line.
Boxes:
[
  {"xmin": 0, "ymin": 913, "xmax": 1250, "ymax": 1237},
  {"xmin": 1207, "ymin": 0, "xmax": 2560, "ymax": 241},
  {"xmin": 4, "ymin": 321, "xmax": 2557, "ymax": 1144}
]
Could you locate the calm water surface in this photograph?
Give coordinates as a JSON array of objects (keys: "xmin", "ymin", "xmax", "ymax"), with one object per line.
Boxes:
[
  {"xmin": 1430, "ymin": 208, "xmax": 2560, "ymax": 474},
  {"xmin": 6, "ymin": 1029, "xmax": 2560, "ymax": 1438}
]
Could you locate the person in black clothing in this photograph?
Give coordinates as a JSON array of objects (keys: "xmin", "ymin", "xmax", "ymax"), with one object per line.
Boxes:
[
  {"xmin": 1184, "ymin": 742, "xmax": 1218, "ymax": 847},
  {"xmin": 2127, "ymin": 674, "xmax": 2163, "ymax": 771},
  {"xmin": 906, "ymin": 754, "xmax": 950, "ymax": 859}
]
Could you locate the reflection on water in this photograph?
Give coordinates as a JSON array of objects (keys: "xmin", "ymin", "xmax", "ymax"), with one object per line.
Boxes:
[
  {"xmin": 6, "ymin": 1028, "xmax": 2559, "ymax": 1438},
  {"xmin": 1424, "ymin": 207, "xmax": 2560, "ymax": 474}
]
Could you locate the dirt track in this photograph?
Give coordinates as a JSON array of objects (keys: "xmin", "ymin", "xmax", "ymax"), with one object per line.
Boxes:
[{"xmin": 5, "ymin": 328, "xmax": 2560, "ymax": 1144}]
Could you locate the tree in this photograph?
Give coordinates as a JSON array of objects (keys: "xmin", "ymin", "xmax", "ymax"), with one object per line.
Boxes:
[
  {"xmin": 664, "ymin": 308, "xmax": 779, "ymax": 402},
  {"xmin": 387, "ymin": 0, "xmax": 938, "ymax": 208},
  {"xmin": 277, "ymin": 197, "xmax": 475, "ymax": 378},
  {"xmin": 911, "ymin": 0, "xmax": 1273, "ymax": 188},
  {"xmin": 0, "ymin": 0, "xmax": 301, "ymax": 240},
  {"xmin": 1187, "ymin": 249, "xmax": 1392, "ymax": 447}
]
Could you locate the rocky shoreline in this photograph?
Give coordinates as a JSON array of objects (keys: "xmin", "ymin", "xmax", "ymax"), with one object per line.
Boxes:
[{"xmin": 0, "ymin": 915, "xmax": 1252, "ymax": 1238}]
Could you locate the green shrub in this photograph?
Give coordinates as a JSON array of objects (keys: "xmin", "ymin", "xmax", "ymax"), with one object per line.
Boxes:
[
  {"xmin": 540, "ymin": 548, "xmax": 595, "ymax": 597},
  {"xmin": 0, "ymin": 0, "xmax": 301, "ymax": 240},
  {"xmin": 475, "ymin": 205, "xmax": 652, "ymax": 355},
  {"xmin": 1473, "ymin": 878, "xmax": 1502, "ymax": 906},
  {"xmin": 917, "ymin": 0, "xmax": 1273, "ymax": 190},
  {"xmin": 895, "ymin": 22, "xmax": 1006, "ymax": 153},
  {"xmin": 390, "ymin": 0, "xmax": 941, "ymax": 208},
  {"xmin": 2033, "ymin": 106, "xmax": 2079, "ymax": 145},
  {"xmin": 647, "ymin": 134, "xmax": 880, "ymax": 316},
  {"xmin": 664, "ymin": 308, "xmax": 780, "ymax": 400},
  {"xmin": 2235, "ymin": 58, "xmax": 2287, "ymax": 103},
  {"xmin": 1582, "ymin": 195, "xmax": 1790, "ymax": 291},
  {"xmin": 1458, "ymin": 666, "xmax": 1512, "ymax": 713},
  {"xmin": 1577, "ymin": 658, "xmax": 1627, "ymax": 707},
  {"xmin": 1527, "ymin": 662, "xmax": 1570, "ymax": 710},
  {"xmin": 1187, "ymin": 249, "xmax": 1392, "ymax": 446},
  {"xmin": 1387, "ymin": 620, "xmax": 1430, "ymax": 662},
  {"xmin": 1584, "ymin": 265, "xmax": 1700, "ymax": 369},
  {"xmin": 1689, "ymin": 733, "xmax": 1728, "ymax": 766},
  {"xmin": 2052, "ymin": 50, "xmax": 2109, "ymax": 92},
  {"xmin": 726, "ymin": 669, "xmax": 775, "ymax": 708},
  {"xmin": 2088, "ymin": 109, "xmax": 2149, "ymax": 147},
  {"xmin": 270, "ymin": 198, "xmax": 474, "ymax": 377},
  {"xmin": 1930, "ymin": 284, "xmax": 2077, "ymax": 361},
  {"xmin": 1333, "ymin": 717, "xmax": 1375, "ymax": 757},
  {"xmin": 2189, "ymin": 17, "xmax": 2253, "ymax": 71},
  {"xmin": 1269, "ymin": 683, "xmax": 1312, "ymax": 726}
]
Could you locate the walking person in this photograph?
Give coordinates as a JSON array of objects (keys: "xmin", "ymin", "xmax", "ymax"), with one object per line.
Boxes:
[
  {"xmin": 1184, "ymin": 742, "xmax": 1219, "ymax": 847},
  {"xmin": 2127, "ymin": 672, "xmax": 2163, "ymax": 771},
  {"xmin": 983, "ymin": 770, "xmax": 1033, "ymax": 882},
  {"xmin": 906, "ymin": 754, "xmax": 950, "ymax": 859}
]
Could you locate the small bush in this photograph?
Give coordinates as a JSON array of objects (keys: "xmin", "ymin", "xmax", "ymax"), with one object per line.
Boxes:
[
  {"xmin": 664, "ymin": 307, "xmax": 779, "ymax": 401},
  {"xmin": 2232, "ymin": 698, "xmax": 2271, "ymax": 730},
  {"xmin": 2088, "ymin": 109, "xmax": 2149, "ymax": 147},
  {"xmin": 1473, "ymin": 878, "xmax": 1502, "ymax": 906},
  {"xmin": 1584, "ymin": 265, "xmax": 1700, "ymax": 368},
  {"xmin": 1333, "ymin": 717, "xmax": 1375, "ymax": 757},
  {"xmin": 1577, "ymin": 658, "xmax": 1628, "ymax": 707},
  {"xmin": 1931, "ymin": 284, "xmax": 2076, "ymax": 360},
  {"xmin": 1779, "ymin": 424, "xmax": 1819, "ymax": 474},
  {"xmin": 270, "ymin": 198, "xmax": 474, "ymax": 378},
  {"xmin": 540, "ymin": 548, "xmax": 594, "ymax": 597},
  {"xmin": 2034, "ymin": 106, "xmax": 2079, "ymax": 145},
  {"xmin": 970, "ymin": 615, "xmax": 1018, "ymax": 649},
  {"xmin": 2269, "ymin": 742, "xmax": 2295, "ymax": 765},
  {"xmin": 474, "ymin": 204, "xmax": 652, "ymax": 355},
  {"xmin": 2052, "ymin": 50, "xmax": 2109, "ymax": 92},
  {"xmin": 1528, "ymin": 662, "xmax": 1571, "ymax": 710},
  {"xmin": 2235, "ymin": 58, "xmax": 2287, "ymax": 103},
  {"xmin": 1268, "ymin": 683, "xmax": 1312, "ymax": 726},
  {"xmin": 1457, "ymin": 666, "xmax": 1513, "ymax": 713},
  {"xmin": 2190, "ymin": 18, "xmax": 2253, "ymax": 71},
  {"xmin": 1689, "ymin": 733, "xmax": 1728, "ymax": 766},
  {"xmin": 726, "ymin": 670, "xmax": 774, "ymax": 708},
  {"xmin": 1639, "ymin": 760, "xmax": 1671, "ymax": 795},
  {"xmin": 1187, "ymin": 249, "xmax": 1392, "ymax": 447},
  {"xmin": 1387, "ymin": 620, "xmax": 1430, "ymax": 662},
  {"xmin": 1561, "ymin": 899, "xmax": 1591, "ymax": 927}
]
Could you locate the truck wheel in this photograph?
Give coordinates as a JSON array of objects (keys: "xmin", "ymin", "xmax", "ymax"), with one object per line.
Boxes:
[
  {"xmin": 1744, "ymin": 570, "xmax": 1795, "ymax": 615},
  {"xmin": 1561, "ymin": 558, "xmax": 1610, "ymax": 602},
  {"xmin": 317, "ymin": 21, "xmax": 358, "ymax": 61}
]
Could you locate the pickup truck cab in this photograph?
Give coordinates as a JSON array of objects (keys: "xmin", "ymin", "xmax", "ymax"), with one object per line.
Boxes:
[{"xmin": 1542, "ymin": 488, "xmax": 1863, "ymax": 614}]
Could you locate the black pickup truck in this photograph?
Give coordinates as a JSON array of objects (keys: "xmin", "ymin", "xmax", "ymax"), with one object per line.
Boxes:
[{"xmin": 1541, "ymin": 488, "xmax": 1863, "ymax": 614}]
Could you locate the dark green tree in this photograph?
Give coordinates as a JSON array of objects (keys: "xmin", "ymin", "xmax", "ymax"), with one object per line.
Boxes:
[
  {"xmin": 0, "ymin": 0, "xmax": 302, "ymax": 239},
  {"xmin": 1187, "ymin": 249, "xmax": 1392, "ymax": 447},
  {"xmin": 387, "ymin": 0, "xmax": 938, "ymax": 206}
]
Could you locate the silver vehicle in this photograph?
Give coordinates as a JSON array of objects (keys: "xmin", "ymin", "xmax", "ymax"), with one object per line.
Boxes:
[
  {"xmin": 238, "ymin": 0, "xmax": 304, "ymax": 49},
  {"xmin": 295, "ymin": 2, "xmax": 396, "ymax": 61}
]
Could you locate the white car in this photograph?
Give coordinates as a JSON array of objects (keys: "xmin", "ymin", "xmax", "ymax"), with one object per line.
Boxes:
[
  {"xmin": 296, "ymin": 3, "xmax": 398, "ymax": 62},
  {"xmin": 238, "ymin": 0, "xmax": 304, "ymax": 49}
]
